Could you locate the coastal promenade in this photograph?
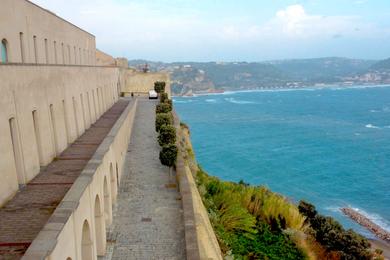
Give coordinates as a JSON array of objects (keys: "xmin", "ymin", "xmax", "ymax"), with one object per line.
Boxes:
[{"xmin": 103, "ymin": 99, "xmax": 186, "ymax": 260}]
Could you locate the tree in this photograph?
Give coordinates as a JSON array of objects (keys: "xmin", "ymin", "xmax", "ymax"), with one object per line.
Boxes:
[
  {"xmin": 298, "ymin": 200, "xmax": 317, "ymax": 221},
  {"xmin": 154, "ymin": 81, "xmax": 166, "ymax": 94},
  {"xmin": 155, "ymin": 113, "xmax": 173, "ymax": 132},
  {"xmin": 158, "ymin": 125, "xmax": 176, "ymax": 146},
  {"xmin": 159, "ymin": 144, "xmax": 178, "ymax": 176},
  {"xmin": 160, "ymin": 93, "xmax": 168, "ymax": 103},
  {"xmin": 156, "ymin": 103, "xmax": 172, "ymax": 114},
  {"xmin": 298, "ymin": 200, "xmax": 373, "ymax": 259},
  {"xmin": 164, "ymin": 99, "xmax": 173, "ymax": 108}
]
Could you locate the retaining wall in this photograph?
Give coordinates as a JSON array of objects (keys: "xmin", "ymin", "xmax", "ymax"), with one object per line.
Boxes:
[{"xmin": 174, "ymin": 113, "xmax": 223, "ymax": 260}]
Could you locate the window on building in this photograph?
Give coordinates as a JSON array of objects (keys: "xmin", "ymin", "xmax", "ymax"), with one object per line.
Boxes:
[
  {"xmin": 54, "ymin": 41, "xmax": 58, "ymax": 64},
  {"xmin": 61, "ymin": 43, "xmax": 65, "ymax": 64},
  {"xmin": 74, "ymin": 46, "xmax": 77, "ymax": 64},
  {"xmin": 9, "ymin": 117, "xmax": 25, "ymax": 184},
  {"xmin": 33, "ymin": 36, "xmax": 38, "ymax": 63},
  {"xmin": 79, "ymin": 47, "xmax": 82, "ymax": 64},
  {"xmin": 44, "ymin": 38, "xmax": 49, "ymax": 64},
  {"xmin": 19, "ymin": 33, "xmax": 25, "ymax": 63},
  {"xmin": 67, "ymin": 45, "xmax": 71, "ymax": 64},
  {"xmin": 1, "ymin": 39, "xmax": 9, "ymax": 63}
]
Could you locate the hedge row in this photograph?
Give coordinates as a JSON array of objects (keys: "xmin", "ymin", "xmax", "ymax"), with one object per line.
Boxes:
[{"xmin": 154, "ymin": 83, "xmax": 177, "ymax": 170}]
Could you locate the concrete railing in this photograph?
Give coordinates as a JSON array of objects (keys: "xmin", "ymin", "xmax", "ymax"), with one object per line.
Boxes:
[
  {"xmin": 174, "ymin": 112, "xmax": 223, "ymax": 260},
  {"xmin": 23, "ymin": 99, "xmax": 138, "ymax": 260}
]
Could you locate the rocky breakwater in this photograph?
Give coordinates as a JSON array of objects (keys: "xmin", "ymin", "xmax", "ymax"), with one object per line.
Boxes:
[{"xmin": 341, "ymin": 208, "xmax": 390, "ymax": 242}]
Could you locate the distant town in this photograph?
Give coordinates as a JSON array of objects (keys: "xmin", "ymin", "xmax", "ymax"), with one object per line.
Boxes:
[{"xmin": 129, "ymin": 57, "xmax": 390, "ymax": 96}]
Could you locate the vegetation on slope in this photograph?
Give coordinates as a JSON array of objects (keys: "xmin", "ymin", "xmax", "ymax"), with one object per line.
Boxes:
[
  {"xmin": 177, "ymin": 122, "xmax": 380, "ymax": 260},
  {"xmin": 196, "ymin": 169, "xmax": 307, "ymax": 259}
]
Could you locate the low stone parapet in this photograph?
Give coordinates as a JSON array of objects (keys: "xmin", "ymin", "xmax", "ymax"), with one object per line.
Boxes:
[{"xmin": 174, "ymin": 112, "xmax": 223, "ymax": 260}]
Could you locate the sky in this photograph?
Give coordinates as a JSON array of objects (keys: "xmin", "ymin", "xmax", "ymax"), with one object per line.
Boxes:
[{"xmin": 31, "ymin": 0, "xmax": 390, "ymax": 62}]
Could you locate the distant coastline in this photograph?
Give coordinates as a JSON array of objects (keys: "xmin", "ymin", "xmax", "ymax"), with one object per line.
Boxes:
[{"xmin": 173, "ymin": 83, "xmax": 390, "ymax": 97}]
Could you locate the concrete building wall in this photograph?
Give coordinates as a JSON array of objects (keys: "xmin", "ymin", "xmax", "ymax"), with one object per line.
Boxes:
[
  {"xmin": 0, "ymin": 64, "xmax": 121, "ymax": 206},
  {"xmin": 96, "ymin": 49, "xmax": 116, "ymax": 66},
  {"xmin": 123, "ymin": 71, "xmax": 171, "ymax": 97},
  {"xmin": 0, "ymin": 0, "xmax": 96, "ymax": 65},
  {"xmin": 24, "ymin": 100, "xmax": 137, "ymax": 260}
]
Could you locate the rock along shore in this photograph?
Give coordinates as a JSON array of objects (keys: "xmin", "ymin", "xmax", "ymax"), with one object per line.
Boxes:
[{"xmin": 341, "ymin": 207, "xmax": 390, "ymax": 243}]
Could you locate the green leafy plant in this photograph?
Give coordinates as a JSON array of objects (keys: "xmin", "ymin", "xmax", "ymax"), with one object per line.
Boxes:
[
  {"xmin": 164, "ymin": 99, "xmax": 173, "ymax": 107},
  {"xmin": 159, "ymin": 144, "xmax": 178, "ymax": 176},
  {"xmin": 154, "ymin": 81, "xmax": 166, "ymax": 94},
  {"xmin": 160, "ymin": 93, "xmax": 168, "ymax": 103},
  {"xmin": 158, "ymin": 125, "xmax": 176, "ymax": 146},
  {"xmin": 195, "ymin": 168, "xmax": 307, "ymax": 259},
  {"xmin": 298, "ymin": 200, "xmax": 372, "ymax": 259},
  {"xmin": 156, "ymin": 103, "xmax": 172, "ymax": 114},
  {"xmin": 155, "ymin": 113, "xmax": 173, "ymax": 132}
]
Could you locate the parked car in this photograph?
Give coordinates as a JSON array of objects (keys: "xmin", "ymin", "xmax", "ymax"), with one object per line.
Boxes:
[{"xmin": 148, "ymin": 90, "xmax": 158, "ymax": 99}]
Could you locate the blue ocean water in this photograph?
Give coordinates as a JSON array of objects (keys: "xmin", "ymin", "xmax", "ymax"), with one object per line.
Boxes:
[{"xmin": 174, "ymin": 86, "xmax": 390, "ymax": 237}]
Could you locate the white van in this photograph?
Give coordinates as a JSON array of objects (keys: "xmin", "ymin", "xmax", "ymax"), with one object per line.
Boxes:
[{"xmin": 148, "ymin": 90, "xmax": 158, "ymax": 99}]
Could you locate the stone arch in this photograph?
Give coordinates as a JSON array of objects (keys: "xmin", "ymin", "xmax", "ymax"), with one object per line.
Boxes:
[
  {"xmin": 103, "ymin": 177, "xmax": 112, "ymax": 225},
  {"xmin": 94, "ymin": 195, "xmax": 106, "ymax": 256},
  {"xmin": 1, "ymin": 39, "xmax": 9, "ymax": 63},
  {"xmin": 110, "ymin": 163, "xmax": 117, "ymax": 203},
  {"xmin": 81, "ymin": 220, "xmax": 93, "ymax": 260}
]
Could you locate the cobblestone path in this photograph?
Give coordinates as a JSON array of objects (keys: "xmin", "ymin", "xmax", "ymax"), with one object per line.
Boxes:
[{"xmin": 107, "ymin": 99, "xmax": 186, "ymax": 260}]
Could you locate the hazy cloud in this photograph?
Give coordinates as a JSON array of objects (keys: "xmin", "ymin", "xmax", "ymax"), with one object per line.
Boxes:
[{"xmin": 30, "ymin": 0, "xmax": 390, "ymax": 61}]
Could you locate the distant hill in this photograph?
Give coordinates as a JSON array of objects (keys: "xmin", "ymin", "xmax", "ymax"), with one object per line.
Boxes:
[
  {"xmin": 266, "ymin": 57, "xmax": 375, "ymax": 82},
  {"xmin": 128, "ymin": 57, "xmax": 385, "ymax": 95},
  {"xmin": 370, "ymin": 58, "xmax": 390, "ymax": 71}
]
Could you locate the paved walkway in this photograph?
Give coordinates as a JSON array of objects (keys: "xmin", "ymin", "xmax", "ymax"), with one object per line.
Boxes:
[
  {"xmin": 106, "ymin": 99, "xmax": 186, "ymax": 260},
  {"xmin": 0, "ymin": 100, "xmax": 130, "ymax": 259}
]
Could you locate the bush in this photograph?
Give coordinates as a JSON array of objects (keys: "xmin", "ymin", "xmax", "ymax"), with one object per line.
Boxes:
[
  {"xmin": 196, "ymin": 167, "xmax": 306, "ymax": 259},
  {"xmin": 159, "ymin": 144, "xmax": 178, "ymax": 168},
  {"xmin": 154, "ymin": 81, "xmax": 166, "ymax": 94},
  {"xmin": 156, "ymin": 103, "xmax": 172, "ymax": 113},
  {"xmin": 298, "ymin": 200, "xmax": 372, "ymax": 259},
  {"xmin": 160, "ymin": 93, "xmax": 168, "ymax": 103},
  {"xmin": 164, "ymin": 99, "xmax": 173, "ymax": 108},
  {"xmin": 158, "ymin": 125, "xmax": 176, "ymax": 146},
  {"xmin": 155, "ymin": 113, "xmax": 173, "ymax": 132}
]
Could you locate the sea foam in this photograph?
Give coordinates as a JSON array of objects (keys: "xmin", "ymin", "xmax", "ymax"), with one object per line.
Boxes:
[
  {"xmin": 365, "ymin": 124, "xmax": 381, "ymax": 129},
  {"xmin": 224, "ymin": 97, "xmax": 255, "ymax": 104}
]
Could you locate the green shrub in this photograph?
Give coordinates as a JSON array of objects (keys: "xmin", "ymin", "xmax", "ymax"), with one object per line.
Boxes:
[
  {"xmin": 154, "ymin": 81, "xmax": 166, "ymax": 94},
  {"xmin": 158, "ymin": 125, "xmax": 176, "ymax": 146},
  {"xmin": 156, "ymin": 103, "xmax": 172, "ymax": 114},
  {"xmin": 159, "ymin": 144, "xmax": 178, "ymax": 168},
  {"xmin": 164, "ymin": 99, "xmax": 173, "ymax": 107},
  {"xmin": 160, "ymin": 93, "xmax": 168, "ymax": 103},
  {"xmin": 155, "ymin": 113, "xmax": 173, "ymax": 132},
  {"xmin": 195, "ymin": 167, "xmax": 306, "ymax": 259},
  {"xmin": 298, "ymin": 200, "xmax": 372, "ymax": 259}
]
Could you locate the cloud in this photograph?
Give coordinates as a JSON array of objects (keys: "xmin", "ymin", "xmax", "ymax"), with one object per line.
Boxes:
[
  {"xmin": 219, "ymin": 4, "xmax": 389, "ymax": 42},
  {"xmin": 354, "ymin": 0, "xmax": 368, "ymax": 4},
  {"xmin": 29, "ymin": 1, "xmax": 390, "ymax": 61}
]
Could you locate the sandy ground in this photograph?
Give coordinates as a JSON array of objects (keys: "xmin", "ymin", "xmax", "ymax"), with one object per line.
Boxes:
[{"xmin": 370, "ymin": 239, "xmax": 390, "ymax": 260}]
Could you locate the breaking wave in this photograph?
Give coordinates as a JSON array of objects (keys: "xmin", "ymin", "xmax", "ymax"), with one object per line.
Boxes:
[{"xmin": 224, "ymin": 97, "xmax": 255, "ymax": 104}]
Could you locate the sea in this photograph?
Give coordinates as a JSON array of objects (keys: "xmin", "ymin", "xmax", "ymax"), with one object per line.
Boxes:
[{"xmin": 173, "ymin": 85, "xmax": 390, "ymax": 238}]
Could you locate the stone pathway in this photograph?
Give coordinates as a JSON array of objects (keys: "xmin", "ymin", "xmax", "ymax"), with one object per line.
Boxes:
[{"xmin": 106, "ymin": 99, "xmax": 186, "ymax": 260}]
